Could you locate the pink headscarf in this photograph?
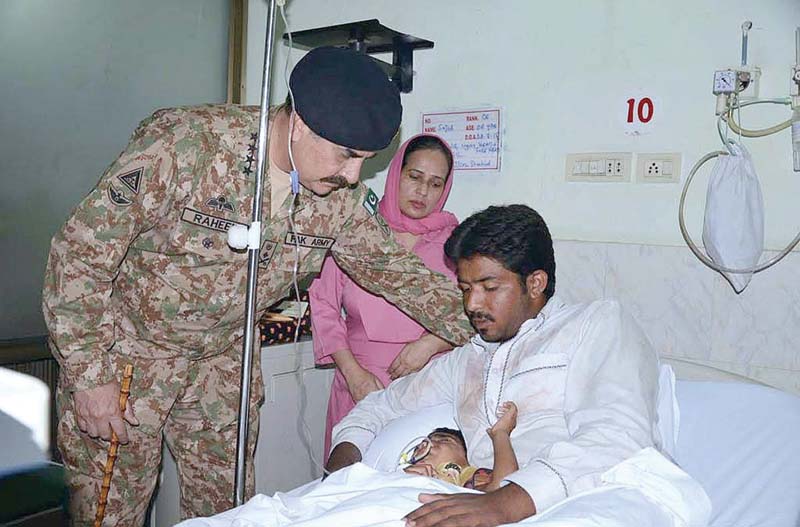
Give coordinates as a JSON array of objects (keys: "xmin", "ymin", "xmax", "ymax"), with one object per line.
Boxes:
[{"xmin": 378, "ymin": 133, "xmax": 459, "ymax": 236}]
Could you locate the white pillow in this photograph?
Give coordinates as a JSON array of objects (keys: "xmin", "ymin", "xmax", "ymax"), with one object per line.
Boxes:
[
  {"xmin": 362, "ymin": 403, "xmax": 456, "ymax": 472},
  {"xmin": 363, "ymin": 366, "xmax": 680, "ymax": 470}
]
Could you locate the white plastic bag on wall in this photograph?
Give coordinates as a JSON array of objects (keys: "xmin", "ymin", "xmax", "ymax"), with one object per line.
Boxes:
[{"xmin": 702, "ymin": 142, "xmax": 764, "ymax": 293}]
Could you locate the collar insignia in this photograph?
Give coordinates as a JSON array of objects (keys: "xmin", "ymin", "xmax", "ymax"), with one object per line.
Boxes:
[{"xmin": 242, "ymin": 132, "xmax": 258, "ymax": 178}]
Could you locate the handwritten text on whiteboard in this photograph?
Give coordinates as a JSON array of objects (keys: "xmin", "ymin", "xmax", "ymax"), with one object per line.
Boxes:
[{"xmin": 421, "ymin": 109, "xmax": 501, "ymax": 171}]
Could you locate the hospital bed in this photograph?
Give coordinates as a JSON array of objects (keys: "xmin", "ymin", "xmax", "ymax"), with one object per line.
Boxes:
[
  {"xmin": 175, "ymin": 372, "xmax": 800, "ymax": 527},
  {"xmin": 358, "ymin": 373, "xmax": 800, "ymax": 527},
  {"xmin": 171, "ymin": 240, "xmax": 800, "ymax": 526}
]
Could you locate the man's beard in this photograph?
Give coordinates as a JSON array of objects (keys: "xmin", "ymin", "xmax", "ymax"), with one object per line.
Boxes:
[{"xmin": 469, "ymin": 312, "xmax": 499, "ymax": 341}]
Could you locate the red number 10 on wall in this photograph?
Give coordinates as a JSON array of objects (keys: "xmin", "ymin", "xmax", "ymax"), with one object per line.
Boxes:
[{"xmin": 626, "ymin": 97, "xmax": 654, "ymax": 124}]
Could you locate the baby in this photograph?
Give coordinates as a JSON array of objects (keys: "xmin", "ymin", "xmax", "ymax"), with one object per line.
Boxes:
[{"xmin": 403, "ymin": 401, "xmax": 518, "ymax": 491}]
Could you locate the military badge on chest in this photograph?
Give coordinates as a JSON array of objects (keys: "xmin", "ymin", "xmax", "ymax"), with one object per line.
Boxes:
[
  {"xmin": 179, "ymin": 192, "xmax": 243, "ymax": 237},
  {"xmin": 206, "ymin": 196, "xmax": 235, "ymax": 213}
]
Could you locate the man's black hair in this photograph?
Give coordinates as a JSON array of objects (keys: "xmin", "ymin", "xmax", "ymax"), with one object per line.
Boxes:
[
  {"xmin": 429, "ymin": 427, "xmax": 467, "ymax": 454},
  {"xmin": 444, "ymin": 204, "xmax": 556, "ymax": 298}
]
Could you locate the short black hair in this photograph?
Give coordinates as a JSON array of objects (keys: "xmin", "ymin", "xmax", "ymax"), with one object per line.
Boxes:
[
  {"xmin": 429, "ymin": 427, "xmax": 467, "ymax": 454},
  {"xmin": 444, "ymin": 204, "xmax": 556, "ymax": 298},
  {"xmin": 404, "ymin": 135, "xmax": 453, "ymax": 175}
]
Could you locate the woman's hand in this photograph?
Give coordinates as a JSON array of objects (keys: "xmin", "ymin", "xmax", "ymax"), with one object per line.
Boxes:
[
  {"xmin": 332, "ymin": 349, "xmax": 384, "ymax": 402},
  {"xmin": 344, "ymin": 366, "xmax": 384, "ymax": 402},
  {"xmin": 388, "ymin": 333, "xmax": 452, "ymax": 380}
]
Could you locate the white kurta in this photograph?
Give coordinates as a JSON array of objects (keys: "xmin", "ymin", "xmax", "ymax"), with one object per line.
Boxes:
[{"xmin": 332, "ymin": 297, "xmax": 662, "ymax": 513}]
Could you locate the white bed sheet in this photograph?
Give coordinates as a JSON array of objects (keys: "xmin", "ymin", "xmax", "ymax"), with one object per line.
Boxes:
[
  {"xmin": 674, "ymin": 381, "xmax": 800, "ymax": 527},
  {"xmin": 177, "ymin": 448, "xmax": 709, "ymax": 527},
  {"xmin": 176, "ymin": 379, "xmax": 800, "ymax": 527}
]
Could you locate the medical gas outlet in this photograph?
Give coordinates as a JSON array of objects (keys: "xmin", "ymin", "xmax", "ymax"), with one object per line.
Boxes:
[{"xmin": 712, "ymin": 69, "xmax": 756, "ymax": 95}]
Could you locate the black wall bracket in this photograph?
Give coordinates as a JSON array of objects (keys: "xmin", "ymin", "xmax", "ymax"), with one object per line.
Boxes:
[{"xmin": 283, "ymin": 19, "xmax": 434, "ymax": 93}]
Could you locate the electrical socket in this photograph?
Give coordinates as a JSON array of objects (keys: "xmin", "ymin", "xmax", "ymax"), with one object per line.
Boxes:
[
  {"xmin": 566, "ymin": 152, "xmax": 632, "ymax": 182},
  {"xmin": 613, "ymin": 158, "xmax": 624, "ymax": 176},
  {"xmin": 645, "ymin": 160, "xmax": 663, "ymax": 176},
  {"xmin": 604, "ymin": 159, "xmax": 627, "ymax": 176},
  {"xmin": 636, "ymin": 153, "xmax": 681, "ymax": 183}
]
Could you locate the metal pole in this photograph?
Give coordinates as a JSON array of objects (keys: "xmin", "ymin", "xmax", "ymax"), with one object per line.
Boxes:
[
  {"xmin": 740, "ymin": 20, "xmax": 752, "ymax": 67},
  {"xmin": 234, "ymin": 0, "xmax": 278, "ymax": 507},
  {"xmin": 795, "ymin": 27, "xmax": 799, "ymax": 66}
]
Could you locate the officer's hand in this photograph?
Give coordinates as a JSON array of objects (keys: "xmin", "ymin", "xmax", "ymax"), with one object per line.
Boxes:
[
  {"xmin": 388, "ymin": 334, "xmax": 451, "ymax": 380},
  {"xmin": 73, "ymin": 382, "xmax": 139, "ymax": 444},
  {"xmin": 344, "ymin": 367, "xmax": 384, "ymax": 402}
]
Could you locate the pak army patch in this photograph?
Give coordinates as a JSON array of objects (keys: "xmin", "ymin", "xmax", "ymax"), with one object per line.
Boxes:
[
  {"xmin": 108, "ymin": 184, "xmax": 132, "ymax": 207},
  {"xmin": 362, "ymin": 188, "xmax": 379, "ymax": 216},
  {"xmin": 284, "ymin": 232, "xmax": 335, "ymax": 250}
]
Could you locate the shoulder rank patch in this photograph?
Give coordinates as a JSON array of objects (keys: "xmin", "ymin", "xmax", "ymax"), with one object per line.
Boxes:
[
  {"xmin": 108, "ymin": 184, "xmax": 132, "ymax": 207},
  {"xmin": 284, "ymin": 232, "xmax": 335, "ymax": 250},
  {"xmin": 362, "ymin": 188, "xmax": 379, "ymax": 216},
  {"xmin": 258, "ymin": 240, "xmax": 278, "ymax": 268},
  {"xmin": 117, "ymin": 168, "xmax": 142, "ymax": 195},
  {"xmin": 374, "ymin": 212, "xmax": 390, "ymax": 236}
]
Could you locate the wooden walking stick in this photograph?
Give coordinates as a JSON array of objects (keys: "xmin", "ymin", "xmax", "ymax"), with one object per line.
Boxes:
[{"xmin": 93, "ymin": 364, "xmax": 134, "ymax": 527}]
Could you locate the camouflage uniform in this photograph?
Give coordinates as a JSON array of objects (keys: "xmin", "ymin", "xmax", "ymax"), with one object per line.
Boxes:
[{"xmin": 42, "ymin": 104, "xmax": 472, "ymax": 525}]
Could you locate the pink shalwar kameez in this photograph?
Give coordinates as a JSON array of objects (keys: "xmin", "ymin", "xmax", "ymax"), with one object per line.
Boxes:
[{"xmin": 309, "ymin": 134, "xmax": 458, "ymax": 459}]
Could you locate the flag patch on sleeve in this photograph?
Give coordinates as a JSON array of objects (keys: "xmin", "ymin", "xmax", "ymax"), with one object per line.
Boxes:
[{"xmin": 362, "ymin": 188, "xmax": 379, "ymax": 216}]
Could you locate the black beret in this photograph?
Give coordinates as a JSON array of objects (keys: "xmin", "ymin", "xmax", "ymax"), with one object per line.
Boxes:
[{"xmin": 290, "ymin": 46, "xmax": 402, "ymax": 151}]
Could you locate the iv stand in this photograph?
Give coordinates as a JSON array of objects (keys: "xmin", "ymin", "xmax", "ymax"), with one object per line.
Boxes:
[{"xmin": 234, "ymin": 0, "xmax": 278, "ymax": 507}]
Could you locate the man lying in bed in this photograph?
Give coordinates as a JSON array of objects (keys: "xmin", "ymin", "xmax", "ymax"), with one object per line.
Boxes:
[{"xmin": 325, "ymin": 204, "xmax": 661, "ymax": 527}]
